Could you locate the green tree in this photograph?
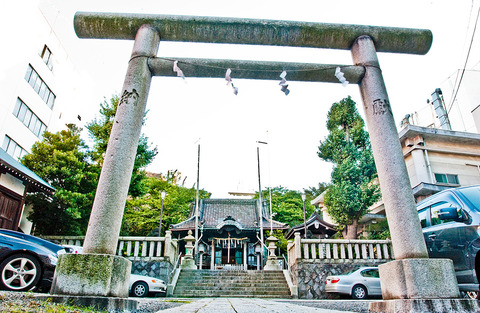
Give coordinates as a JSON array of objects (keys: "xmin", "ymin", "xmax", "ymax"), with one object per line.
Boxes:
[
  {"xmin": 303, "ymin": 182, "xmax": 328, "ymax": 201},
  {"xmin": 318, "ymin": 96, "xmax": 380, "ymax": 239},
  {"xmin": 21, "ymin": 124, "xmax": 98, "ymax": 235},
  {"xmin": 121, "ymin": 174, "xmax": 211, "ymax": 236},
  {"xmin": 86, "ymin": 95, "xmax": 157, "ymax": 197},
  {"xmin": 363, "ymin": 219, "xmax": 390, "ymax": 240},
  {"xmin": 256, "ymin": 186, "xmax": 314, "ymax": 227}
]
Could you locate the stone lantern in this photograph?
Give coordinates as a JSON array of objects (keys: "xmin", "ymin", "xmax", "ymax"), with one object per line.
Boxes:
[
  {"xmin": 264, "ymin": 235, "xmax": 282, "ymax": 271},
  {"xmin": 181, "ymin": 230, "xmax": 197, "ymax": 270}
]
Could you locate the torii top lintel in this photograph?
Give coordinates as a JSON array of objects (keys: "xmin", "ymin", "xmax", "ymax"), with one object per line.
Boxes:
[{"xmin": 74, "ymin": 12, "xmax": 432, "ymax": 55}]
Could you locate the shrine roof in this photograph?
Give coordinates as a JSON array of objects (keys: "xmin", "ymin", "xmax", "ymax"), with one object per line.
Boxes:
[
  {"xmin": 171, "ymin": 198, "xmax": 287, "ymax": 231},
  {"xmin": 0, "ymin": 148, "xmax": 54, "ymax": 194},
  {"xmin": 285, "ymin": 212, "xmax": 337, "ymax": 239}
]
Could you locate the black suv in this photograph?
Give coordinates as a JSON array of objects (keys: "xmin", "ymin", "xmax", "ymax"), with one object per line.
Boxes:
[{"xmin": 416, "ymin": 185, "xmax": 480, "ymax": 298}]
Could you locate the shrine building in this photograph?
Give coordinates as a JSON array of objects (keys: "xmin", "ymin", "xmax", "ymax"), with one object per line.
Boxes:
[{"xmin": 170, "ymin": 198, "xmax": 288, "ymax": 270}]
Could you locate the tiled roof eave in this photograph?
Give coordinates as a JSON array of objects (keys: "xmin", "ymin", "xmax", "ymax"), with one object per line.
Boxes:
[{"xmin": 0, "ymin": 162, "xmax": 54, "ymax": 194}]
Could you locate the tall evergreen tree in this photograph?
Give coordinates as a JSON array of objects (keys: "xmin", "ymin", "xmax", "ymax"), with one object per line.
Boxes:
[
  {"xmin": 21, "ymin": 124, "xmax": 98, "ymax": 235},
  {"xmin": 318, "ymin": 96, "xmax": 380, "ymax": 239},
  {"xmin": 86, "ymin": 95, "xmax": 157, "ymax": 197}
]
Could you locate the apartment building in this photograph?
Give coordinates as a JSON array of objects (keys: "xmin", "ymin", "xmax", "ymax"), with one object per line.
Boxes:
[{"xmin": 0, "ymin": 2, "xmax": 83, "ymax": 160}]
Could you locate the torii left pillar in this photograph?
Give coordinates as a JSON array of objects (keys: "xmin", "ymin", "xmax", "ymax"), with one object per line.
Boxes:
[{"xmin": 51, "ymin": 24, "xmax": 160, "ymax": 298}]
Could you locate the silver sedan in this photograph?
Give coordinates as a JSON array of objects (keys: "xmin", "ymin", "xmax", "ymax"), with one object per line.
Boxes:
[{"xmin": 325, "ymin": 267, "xmax": 381, "ymax": 299}]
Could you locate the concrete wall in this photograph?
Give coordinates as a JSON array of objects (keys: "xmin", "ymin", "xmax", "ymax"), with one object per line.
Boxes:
[
  {"xmin": 291, "ymin": 259, "xmax": 387, "ymax": 299},
  {"xmin": 130, "ymin": 258, "xmax": 174, "ymax": 284}
]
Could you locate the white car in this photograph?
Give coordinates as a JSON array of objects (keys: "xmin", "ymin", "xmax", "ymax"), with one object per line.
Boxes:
[
  {"xmin": 325, "ymin": 267, "xmax": 381, "ymax": 299},
  {"xmin": 129, "ymin": 274, "xmax": 167, "ymax": 297}
]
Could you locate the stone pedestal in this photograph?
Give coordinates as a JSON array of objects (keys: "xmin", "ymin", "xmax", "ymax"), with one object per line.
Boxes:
[
  {"xmin": 181, "ymin": 230, "xmax": 197, "ymax": 270},
  {"xmin": 378, "ymin": 258, "xmax": 460, "ymax": 300},
  {"xmin": 264, "ymin": 235, "xmax": 282, "ymax": 271},
  {"xmin": 50, "ymin": 254, "xmax": 131, "ymax": 298},
  {"xmin": 181, "ymin": 257, "xmax": 197, "ymax": 270}
]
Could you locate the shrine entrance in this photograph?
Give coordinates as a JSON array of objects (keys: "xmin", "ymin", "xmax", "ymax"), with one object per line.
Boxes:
[
  {"xmin": 57, "ymin": 11, "xmax": 463, "ymax": 305},
  {"xmin": 171, "ymin": 199, "xmax": 287, "ymax": 270},
  {"xmin": 214, "ymin": 235, "xmax": 248, "ymax": 269}
]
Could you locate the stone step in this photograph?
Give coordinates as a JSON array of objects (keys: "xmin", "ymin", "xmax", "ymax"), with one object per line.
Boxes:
[
  {"xmin": 179, "ymin": 273, "xmax": 283, "ymax": 278},
  {"xmin": 173, "ymin": 293, "xmax": 291, "ymax": 298},
  {"xmin": 175, "ymin": 282, "xmax": 288, "ymax": 288},
  {"xmin": 177, "ymin": 277, "xmax": 285, "ymax": 284},
  {"xmin": 177, "ymin": 275, "xmax": 286, "ymax": 280},
  {"xmin": 173, "ymin": 269, "xmax": 291, "ymax": 298},
  {"xmin": 183, "ymin": 270, "xmax": 284, "ymax": 273},
  {"xmin": 174, "ymin": 285, "xmax": 290, "ymax": 291},
  {"xmin": 173, "ymin": 290, "xmax": 290, "ymax": 297},
  {"xmin": 179, "ymin": 275, "xmax": 286, "ymax": 280}
]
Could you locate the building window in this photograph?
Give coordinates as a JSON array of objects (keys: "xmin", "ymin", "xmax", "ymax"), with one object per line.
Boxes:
[
  {"xmin": 24, "ymin": 64, "xmax": 56, "ymax": 109},
  {"xmin": 434, "ymin": 173, "xmax": 459, "ymax": 185},
  {"xmin": 2, "ymin": 136, "xmax": 28, "ymax": 160},
  {"xmin": 40, "ymin": 45, "xmax": 53, "ymax": 71},
  {"xmin": 12, "ymin": 98, "xmax": 47, "ymax": 138}
]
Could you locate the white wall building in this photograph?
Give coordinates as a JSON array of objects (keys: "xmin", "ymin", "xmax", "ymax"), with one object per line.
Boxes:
[{"xmin": 0, "ymin": 1, "xmax": 86, "ymax": 159}]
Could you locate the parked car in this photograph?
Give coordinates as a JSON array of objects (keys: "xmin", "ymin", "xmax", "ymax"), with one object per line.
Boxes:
[
  {"xmin": 0, "ymin": 229, "xmax": 69, "ymax": 254},
  {"xmin": 325, "ymin": 267, "xmax": 381, "ymax": 299},
  {"xmin": 416, "ymin": 184, "xmax": 480, "ymax": 298},
  {"xmin": 129, "ymin": 274, "xmax": 166, "ymax": 297},
  {"xmin": 0, "ymin": 229, "xmax": 66, "ymax": 292}
]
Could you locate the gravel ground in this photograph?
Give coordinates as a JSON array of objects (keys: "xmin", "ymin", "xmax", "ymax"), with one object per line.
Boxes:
[
  {"xmin": 0, "ymin": 291, "xmax": 191, "ymax": 312},
  {"xmin": 135, "ymin": 297, "xmax": 193, "ymax": 312}
]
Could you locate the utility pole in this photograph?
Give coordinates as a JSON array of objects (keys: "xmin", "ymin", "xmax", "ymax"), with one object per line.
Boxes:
[
  {"xmin": 194, "ymin": 143, "xmax": 200, "ymax": 259},
  {"xmin": 257, "ymin": 141, "xmax": 267, "ymax": 266}
]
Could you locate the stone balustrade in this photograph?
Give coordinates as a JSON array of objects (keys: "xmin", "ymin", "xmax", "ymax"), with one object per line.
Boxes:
[
  {"xmin": 42, "ymin": 230, "xmax": 178, "ymax": 263},
  {"xmin": 287, "ymin": 232, "xmax": 393, "ymax": 268}
]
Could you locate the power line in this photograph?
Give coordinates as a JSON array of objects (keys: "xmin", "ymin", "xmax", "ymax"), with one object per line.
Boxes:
[{"xmin": 447, "ymin": 2, "xmax": 480, "ymax": 114}]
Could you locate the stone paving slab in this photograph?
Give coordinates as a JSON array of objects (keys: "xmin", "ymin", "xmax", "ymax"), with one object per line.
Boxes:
[{"xmin": 156, "ymin": 298, "xmax": 355, "ymax": 313}]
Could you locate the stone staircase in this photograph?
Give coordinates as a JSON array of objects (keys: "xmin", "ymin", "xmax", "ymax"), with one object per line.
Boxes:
[{"xmin": 173, "ymin": 270, "xmax": 292, "ymax": 298}]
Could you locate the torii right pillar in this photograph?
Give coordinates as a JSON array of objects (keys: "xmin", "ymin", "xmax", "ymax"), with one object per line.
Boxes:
[{"xmin": 352, "ymin": 35, "xmax": 462, "ymax": 311}]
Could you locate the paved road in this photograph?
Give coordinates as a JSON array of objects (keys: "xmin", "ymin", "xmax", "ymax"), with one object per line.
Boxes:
[{"xmin": 157, "ymin": 298, "xmax": 356, "ymax": 313}]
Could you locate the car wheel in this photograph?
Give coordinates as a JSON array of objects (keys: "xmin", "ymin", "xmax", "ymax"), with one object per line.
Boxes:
[
  {"xmin": 131, "ymin": 281, "xmax": 149, "ymax": 297},
  {"xmin": 0, "ymin": 254, "xmax": 41, "ymax": 291},
  {"xmin": 352, "ymin": 284, "xmax": 368, "ymax": 299}
]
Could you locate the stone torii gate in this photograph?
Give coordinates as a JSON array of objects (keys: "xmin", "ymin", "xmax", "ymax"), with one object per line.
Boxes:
[{"xmin": 51, "ymin": 12, "xmax": 463, "ymax": 310}]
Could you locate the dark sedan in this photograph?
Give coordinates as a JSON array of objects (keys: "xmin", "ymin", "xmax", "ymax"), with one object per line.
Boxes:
[{"xmin": 0, "ymin": 229, "xmax": 65, "ymax": 292}]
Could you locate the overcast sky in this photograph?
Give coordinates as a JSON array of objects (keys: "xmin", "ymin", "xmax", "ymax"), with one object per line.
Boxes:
[{"xmin": 32, "ymin": 0, "xmax": 480, "ymax": 197}]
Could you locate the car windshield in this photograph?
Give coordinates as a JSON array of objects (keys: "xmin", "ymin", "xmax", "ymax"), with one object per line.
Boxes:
[{"xmin": 456, "ymin": 186, "xmax": 480, "ymax": 212}]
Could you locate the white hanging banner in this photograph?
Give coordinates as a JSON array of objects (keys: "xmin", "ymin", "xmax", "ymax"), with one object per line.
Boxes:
[
  {"xmin": 214, "ymin": 237, "xmax": 248, "ymax": 248},
  {"xmin": 335, "ymin": 67, "xmax": 349, "ymax": 87},
  {"xmin": 279, "ymin": 71, "xmax": 290, "ymax": 95},
  {"xmin": 225, "ymin": 68, "xmax": 239, "ymax": 95},
  {"xmin": 173, "ymin": 61, "xmax": 186, "ymax": 79}
]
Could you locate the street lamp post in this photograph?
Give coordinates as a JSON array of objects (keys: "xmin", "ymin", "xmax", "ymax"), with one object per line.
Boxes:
[
  {"xmin": 158, "ymin": 191, "xmax": 166, "ymax": 236},
  {"xmin": 301, "ymin": 193, "xmax": 307, "ymax": 239}
]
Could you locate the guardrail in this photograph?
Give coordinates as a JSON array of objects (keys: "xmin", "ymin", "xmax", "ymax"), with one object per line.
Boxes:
[
  {"xmin": 286, "ymin": 232, "xmax": 393, "ymax": 268},
  {"xmin": 42, "ymin": 230, "xmax": 178, "ymax": 262}
]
